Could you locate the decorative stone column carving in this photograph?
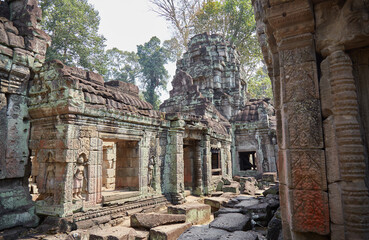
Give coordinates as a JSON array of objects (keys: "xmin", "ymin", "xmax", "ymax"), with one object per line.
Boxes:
[
  {"xmin": 321, "ymin": 49, "xmax": 369, "ymax": 240},
  {"xmin": 267, "ymin": 1, "xmax": 329, "ymax": 238}
]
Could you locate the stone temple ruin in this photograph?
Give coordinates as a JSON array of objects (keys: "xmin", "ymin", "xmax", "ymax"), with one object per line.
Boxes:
[
  {"xmin": 0, "ymin": 0, "xmax": 277, "ymax": 234},
  {"xmin": 0, "ymin": 0, "xmax": 368, "ymax": 239}
]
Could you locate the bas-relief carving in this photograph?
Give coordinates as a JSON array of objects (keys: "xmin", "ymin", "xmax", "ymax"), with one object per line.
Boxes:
[
  {"xmin": 43, "ymin": 152, "xmax": 55, "ymax": 202},
  {"xmin": 73, "ymin": 153, "xmax": 87, "ymax": 201},
  {"xmin": 289, "ymin": 150, "xmax": 326, "ymax": 191},
  {"xmin": 285, "ymin": 100, "xmax": 323, "ymax": 149},
  {"xmin": 291, "ymin": 190, "xmax": 329, "ymax": 235}
]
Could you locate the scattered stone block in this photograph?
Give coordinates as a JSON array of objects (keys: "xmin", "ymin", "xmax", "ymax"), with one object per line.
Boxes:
[
  {"xmin": 89, "ymin": 226, "xmax": 136, "ymax": 240},
  {"xmin": 178, "ymin": 225, "xmax": 229, "ymax": 240},
  {"xmin": 214, "ymin": 207, "xmax": 243, "ymax": 218},
  {"xmin": 219, "ymin": 230, "xmax": 267, "ymax": 240},
  {"xmin": 234, "ymin": 198, "xmax": 260, "ymax": 209},
  {"xmin": 262, "ymin": 172, "xmax": 277, "ymax": 183},
  {"xmin": 262, "ymin": 183, "xmax": 279, "ymax": 197},
  {"xmin": 222, "ymin": 182, "xmax": 240, "ymax": 194},
  {"xmin": 130, "ymin": 213, "xmax": 186, "ymax": 229},
  {"xmin": 168, "ymin": 203, "xmax": 211, "ymax": 225},
  {"xmin": 204, "ymin": 197, "xmax": 228, "ymax": 212},
  {"xmin": 209, "ymin": 213, "xmax": 252, "ymax": 232},
  {"xmin": 267, "ymin": 208, "xmax": 282, "ymax": 240},
  {"xmin": 150, "ymin": 222, "xmax": 191, "ymax": 240}
]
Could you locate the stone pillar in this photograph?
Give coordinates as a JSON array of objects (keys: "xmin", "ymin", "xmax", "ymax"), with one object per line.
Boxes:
[
  {"xmin": 321, "ymin": 49, "xmax": 369, "ymax": 240},
  {"xmin": 202, "ymin": 134, "xmax": 211, "ymax": 195},
  {"xmin": 165, "ymin": 120, "xmax": 185, "ymax": 204},
  {"xmin": 267, "ymin": 1, "xmax": 329, "ymax": 239},
  {"xmin": 193, "ymin": 141, "xmax": 203, "ymax": 196}
]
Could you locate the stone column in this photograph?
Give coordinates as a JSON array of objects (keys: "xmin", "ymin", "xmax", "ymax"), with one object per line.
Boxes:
[
  {"xmin": 202, "ymin": 134, "xmax": 211, "ymax": 195},
  {"xmin": 165, "ymin": 120, "xmax": 185, "ymax": 204},
  {"xmin": 321, "ymin": 49, "xmax": 369, "ymax": 240},
  {"xmin": 193, "ymin": 141, "xmax": 203, "ymax": 196},
  {"xmin": 267, "ymin": 1, "xmax": 329, "ymax": 239}
]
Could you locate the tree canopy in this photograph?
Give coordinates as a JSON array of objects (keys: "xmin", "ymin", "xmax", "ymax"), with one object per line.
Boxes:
[
  {"xmin": 104, "ymin": 48, "xmax": 141, "ymax": 84},
  {"xmin": 137, "ymin": 37, "xmax": 171, "ymax": 110},
  {"xmin": 39, "ymin": 0, "xmax": 107, "ymax": 75}
]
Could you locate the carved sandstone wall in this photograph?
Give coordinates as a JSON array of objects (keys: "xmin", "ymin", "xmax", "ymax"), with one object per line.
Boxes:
[
  {"xmin": 0, "ymin": 0, "xmax": 50, "ymax": 230},
  {"xmin": 252, "ymin": 0, "xmax": 369, "ymax": 239}
]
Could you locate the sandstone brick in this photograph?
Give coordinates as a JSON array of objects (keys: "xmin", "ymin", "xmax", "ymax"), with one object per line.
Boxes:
[
  {"xmin": 150, "ymin": 222, "xmax": 192, "ymax": 240},
  {"xmin": 131, "ymin": 213, "xmax": 186, "ymax": 229},
  {"xmin": 168, "ymin": 203, "xmax": 211, "ymax": 225}
]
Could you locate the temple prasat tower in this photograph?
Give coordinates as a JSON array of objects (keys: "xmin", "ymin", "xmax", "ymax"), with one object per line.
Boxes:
[{"xmin": 163, "ymin": 33, "xmax": 278, "ymax": 178}]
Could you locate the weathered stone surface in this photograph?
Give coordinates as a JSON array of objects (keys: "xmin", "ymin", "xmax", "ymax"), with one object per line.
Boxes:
[
  {"xmin": 222, "ymin": 182, "xmax": 240, "ymax": 194},
  {"xmin": 233, "ymin": 198, "xmax": 260, "ymax": 209},
  {"xmin": 209, "ymin": 213, "xmax": 252, "ymax": 232},
  {"xmin": 150, "ymin": 222, "xmax": 192, "ymax": 240},
  {"xmin": 167, "ymin": 203, "xmax": 211, "ymax": 225},
  {"xmin": 214, "ymin": 207, "xmax": 242, "ymax": 218},
  {"xmin": 130, "ymin": 213, "xmax": 186, "ymax": 229},
  {"xmin": 204, "ymin": 197, "xmax": 228, "ymax": 212},
  {"xmin": 178, "ymin": 225, "xmax": 229, "ymax": 240},
  {"xmin": 267, "ymin": 208, "xmax": 282, "ymax": 240},
  {"xmin": 89, "ymin": 226, "xmax": 137, "ymax": 240},
  {"xmin": 219, "ymin": 231, "xmax": 266, "ymax": 240}
]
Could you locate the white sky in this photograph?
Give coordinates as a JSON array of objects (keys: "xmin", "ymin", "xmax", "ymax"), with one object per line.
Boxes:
[{"xmin": 87, "ymin": 0, "xmax": 175, "ymax": 101}]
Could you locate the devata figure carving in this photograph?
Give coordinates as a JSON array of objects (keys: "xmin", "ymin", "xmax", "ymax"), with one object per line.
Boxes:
[
  {"xmin": 73, "ymin": 154, "xmax": 87, "ymax": 200},
  {"xmin": 148, "ymin": 156, "xmax": 155, "ymax": 192},
  {"xmin": 44, "ymin": 152, "xmax": 55, "ymax": 202}
]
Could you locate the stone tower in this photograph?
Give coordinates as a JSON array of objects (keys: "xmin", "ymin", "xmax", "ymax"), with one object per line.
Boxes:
[{"xmin": 177, "ymin": 33, "xmax": 247, "ymax": 120}]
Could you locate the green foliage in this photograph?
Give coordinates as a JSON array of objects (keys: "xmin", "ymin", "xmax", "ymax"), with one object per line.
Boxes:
[
  {"xmin": 150, "ymin": 0, "xmax": 205, "ymax": 56},
  {"xmin": 247, "ymin": 67, "xmax": 273, "ymax": 100},
  {"xmin": 137, "ymin": 37, "xmax": 171, "ymax": 110},
  {"xmin": 104, "ymin": 48, "xmax": 141, "ymax": 84},
  {"xmin": 39, "ymin": 0, "xmax": 107, "ymax": 75}
]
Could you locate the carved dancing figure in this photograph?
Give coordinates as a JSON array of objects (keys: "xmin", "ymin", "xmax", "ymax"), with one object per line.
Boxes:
[
  {"xmin": 147, "ymin": 156, "xmax": 155, "ymax": 192},
  {"xmin": 73, "ymin": 154, "xmax": 87, "ymax": 200},
  {"xmin": 44, "ymin": 152, "xmax": 55, "ymax": 202}
]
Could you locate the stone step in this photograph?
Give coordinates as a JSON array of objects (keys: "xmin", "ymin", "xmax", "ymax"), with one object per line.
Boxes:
[
  {"xmin": 167, "ymin": 203, "xmax": 211, "ymax": 225},
  {"xmin": 130, "ymin": 213, "xmax": 186, "ymax": 229},
  {"xmin": 150, "ymin": 222, "xmax": 192, "ymax": 240},
  {"xmin": 222, "ymin": 182, "xmax": 240, "ymax": 194},
  {"xmin": 204, "ymin": 197, "xmax": 228, "ymax": 212}
]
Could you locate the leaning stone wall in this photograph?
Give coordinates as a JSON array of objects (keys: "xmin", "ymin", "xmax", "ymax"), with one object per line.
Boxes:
[
  {"xmin": 0, "ymin": 0, "xmax": 50, "ymax": 230},
  {"xmin": 252, "ymin": 0, "xmax": 369, "ymax": 239}
]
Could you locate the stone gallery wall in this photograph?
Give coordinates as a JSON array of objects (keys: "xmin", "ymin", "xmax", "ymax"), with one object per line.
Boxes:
[
  {"xmin": 0, "ymin": 0, "xmax": 50, "ymax": 231},
  {"xmin": 252, "ymin": 0, "xmax": 369, "ymax": 239},
  {"xmin": 28, "ymin": 60, "xmax": 167, "ymax": 216}
]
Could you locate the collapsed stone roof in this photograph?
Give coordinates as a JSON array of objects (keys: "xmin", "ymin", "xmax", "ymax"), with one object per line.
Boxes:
[{"xmin": 29, "ymin": 60, "xmax": 162, "ymax": 120}]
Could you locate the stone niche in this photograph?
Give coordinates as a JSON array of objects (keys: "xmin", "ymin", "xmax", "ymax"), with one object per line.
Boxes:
[{"xmin": 252, "ymin": 0, "xmax": 369, "ymax": 239}]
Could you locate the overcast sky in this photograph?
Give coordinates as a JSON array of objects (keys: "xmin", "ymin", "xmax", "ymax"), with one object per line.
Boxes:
[{"xmin": 87, "ymin": 0, "xmax": 176, "ymax": 101}]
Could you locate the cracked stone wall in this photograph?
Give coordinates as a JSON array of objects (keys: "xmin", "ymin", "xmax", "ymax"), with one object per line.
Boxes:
[{"xmin": 0, "ymin": 0, "xmax": 50, "ymax": 231}]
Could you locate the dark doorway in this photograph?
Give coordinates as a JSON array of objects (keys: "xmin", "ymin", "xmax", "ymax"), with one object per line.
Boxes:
[{"xmin": 239, "ymin": 151, "xmax": 256, "ymax": 171}]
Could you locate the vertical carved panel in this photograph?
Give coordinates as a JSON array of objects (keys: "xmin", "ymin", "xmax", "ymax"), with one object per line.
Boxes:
[
  {"xmin": 285, "ymin": 100, "xmax": 323, "ymax": 149},
  {"xmin": 291, "ymin": 190, "xmax": 329, "ymax": 234},
  {"xmin": 289, "ymin": 150, "xmax": 326, "ymax": 190}
]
